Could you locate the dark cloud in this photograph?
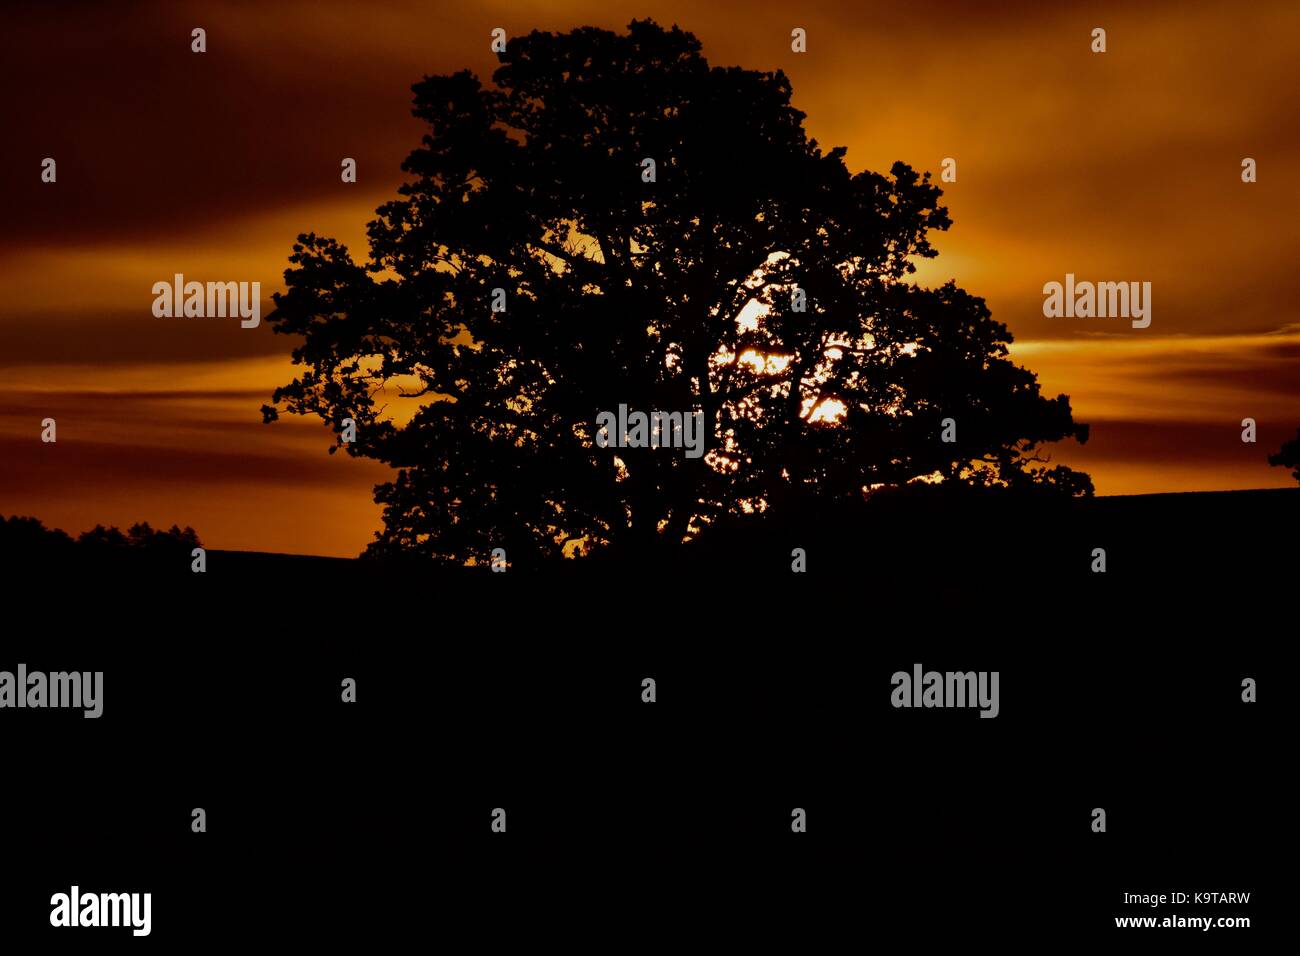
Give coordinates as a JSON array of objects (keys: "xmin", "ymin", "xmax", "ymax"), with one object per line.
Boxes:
[
  {"xmin": 0, "ymin": 310, "xmax": 291, "ymax": 368},
  {"xmin": 0, "ymin": 435, "xmax": 346, "ymax": 495},
  {"xmin": 1063, "ymin": 419, "xmax": 1295, "ymax": 465},
  {"xmin": 1152, "ymin": 358, "xmax": 1300, "ymax": 398},
  {"xmin": 0, "ymin": 3, "xmax": 426, "ymax": 248}
]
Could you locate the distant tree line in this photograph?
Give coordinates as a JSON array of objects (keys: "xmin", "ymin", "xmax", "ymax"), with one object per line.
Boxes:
[{"xmin": 0, "ymin": 516, "xmax": 201, "ymax": 568}]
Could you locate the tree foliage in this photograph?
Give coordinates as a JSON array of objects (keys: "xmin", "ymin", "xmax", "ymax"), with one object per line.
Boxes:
[
  {"xmin": 1268, "ymin": 428, "xmax": 1300, "ymax": 483},
  {"xmin": 263, "ymin": 19, "xmax": 1091, "ymax": 564}
]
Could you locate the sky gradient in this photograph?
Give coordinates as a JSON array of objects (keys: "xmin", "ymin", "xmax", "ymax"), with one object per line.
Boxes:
[{"xmin": 2, "ymin": 0, "xmax": 1298, "ymax": 555}]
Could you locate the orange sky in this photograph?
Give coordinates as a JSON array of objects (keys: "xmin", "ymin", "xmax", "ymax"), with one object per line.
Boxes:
[{"xmin": 2, "ymin": 1, "xmax": 1298, "ymax": 555}]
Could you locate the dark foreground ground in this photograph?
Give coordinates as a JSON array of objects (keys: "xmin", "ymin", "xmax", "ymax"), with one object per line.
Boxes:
[
  {"xmin": 26, "ymin": 484, "xmax": 1279, "ymax": 579},
  {"xmin": 0, "ymin": 488, "xmax": 1287, "ymax": 947}
]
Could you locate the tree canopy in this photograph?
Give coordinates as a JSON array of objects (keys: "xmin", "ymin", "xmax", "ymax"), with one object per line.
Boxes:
[
  {"xmin": 262, "ymin": 19, "xmax": 1090, "ymax": 565},
  {"xmin": 1268, "ymin": 428, "xmax": 1300, "ymax": 483}
]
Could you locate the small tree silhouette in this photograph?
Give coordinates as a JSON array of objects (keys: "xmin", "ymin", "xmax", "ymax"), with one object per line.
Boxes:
[
  {"xmin": 78, "ymin": 524, "xmax": 130, "ymax": 551},
  {"xmin": 262, "ymin": 19, "xmax": 1090, "ymax": 565},
  {"xmin": 1268, "ymin": 428, "xmax": 1300, "ymax": 483}
]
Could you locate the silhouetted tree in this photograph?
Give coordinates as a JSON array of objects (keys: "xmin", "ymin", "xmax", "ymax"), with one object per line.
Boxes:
[
  {"xmin": 1268, "ymin": 428, "xmax": 1300, "ymax": 483},
  {"xmin": 0, "ymin": 516, "xmax": 74, "ymax": 558},
  {"xmin": 125, "ymin": 522, "xmax": 202, "ymax": 560},
  {"xmin": 263, "ymin": 19, "xmax": 1090, "ymax": 565},
  {"xmin": 78, "ymin": 524, "xmax": 130, "ymax": 551}
]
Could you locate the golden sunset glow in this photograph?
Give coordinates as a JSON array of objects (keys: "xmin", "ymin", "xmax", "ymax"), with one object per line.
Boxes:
[{"xmin": 3, "ymin": 1, "xmax": 1297, "ymax": 555}]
